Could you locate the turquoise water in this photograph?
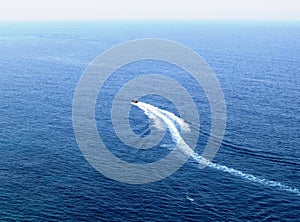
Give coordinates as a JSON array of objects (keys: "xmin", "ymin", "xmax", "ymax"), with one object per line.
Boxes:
[{"xmin": 0, "ymin": 21, "xmax": 299, "ymax": 221}]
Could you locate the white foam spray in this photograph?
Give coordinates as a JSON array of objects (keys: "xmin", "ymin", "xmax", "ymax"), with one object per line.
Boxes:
[{"xmin": 133, "ymin": 101, "xmax": 300, "ymax": 196}]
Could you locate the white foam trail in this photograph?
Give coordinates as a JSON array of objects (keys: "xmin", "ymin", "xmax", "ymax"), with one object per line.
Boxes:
[
  {"xmin": 133, "ymin": 102, "xmax": 193, "ymax": 157},
  {"xmin": 133, "ymin": 102, "xmax": 190, "ymax": 132},
  {"xmin": 192, "ymin": 152, "xmax": 300, "ymax": 194},
  {"xmin": 143, "ymin": 109, "xmax": 165, "ymax": 130},
  {"xmin": 133, "ymin": 102, "xmax": 300, "ymax": 196},
  {"xmin": 158, "ymin": 109, "xmax": 190, "ymax": 132}
]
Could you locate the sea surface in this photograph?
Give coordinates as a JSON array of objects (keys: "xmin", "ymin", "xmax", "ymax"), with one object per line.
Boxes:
[{"xmin": 0, "ymin": 21, "xmax": 299, "ymax": 221}]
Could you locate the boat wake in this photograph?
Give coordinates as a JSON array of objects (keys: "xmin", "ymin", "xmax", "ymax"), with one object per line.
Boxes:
[{"xmin": 132, "ymin": 101, "xmax": 300, "ymax": 196}]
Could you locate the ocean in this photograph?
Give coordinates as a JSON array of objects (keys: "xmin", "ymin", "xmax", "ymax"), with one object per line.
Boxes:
[{"xmin": 0, "ymin": 21, "xmax": 299, "ymax": 221}]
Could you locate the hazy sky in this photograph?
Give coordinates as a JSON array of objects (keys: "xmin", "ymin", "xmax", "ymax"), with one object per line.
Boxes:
[{"xmin": 1, "ymin": 0, "xmax": 299, "ymax": 21}]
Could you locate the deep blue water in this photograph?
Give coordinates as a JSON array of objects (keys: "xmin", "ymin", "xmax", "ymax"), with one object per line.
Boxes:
[{"xmin": 0, "ymin": 21, "xmax": 299, "ymax": 221}]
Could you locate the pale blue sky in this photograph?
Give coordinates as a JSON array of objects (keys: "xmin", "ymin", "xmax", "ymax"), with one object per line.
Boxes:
[{"xmin": 0, "ymin": 0, "xmax": 299, "ymax": 21}]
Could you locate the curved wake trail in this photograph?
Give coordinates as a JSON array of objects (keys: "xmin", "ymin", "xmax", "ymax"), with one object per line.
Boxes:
[{"xmin": 133, "ymin": 102, "xmax": 300, "ymax": 196}]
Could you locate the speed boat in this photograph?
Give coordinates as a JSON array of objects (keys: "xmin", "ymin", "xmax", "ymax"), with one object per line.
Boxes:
[{"xmin": 131, "ymin": 100, "xmax": 138, "ymax": 103}]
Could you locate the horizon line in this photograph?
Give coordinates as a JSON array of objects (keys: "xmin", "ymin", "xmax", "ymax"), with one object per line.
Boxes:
[{"xmin": 0, "ymin": 19, "xmax": 299, "ymax": 23}]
